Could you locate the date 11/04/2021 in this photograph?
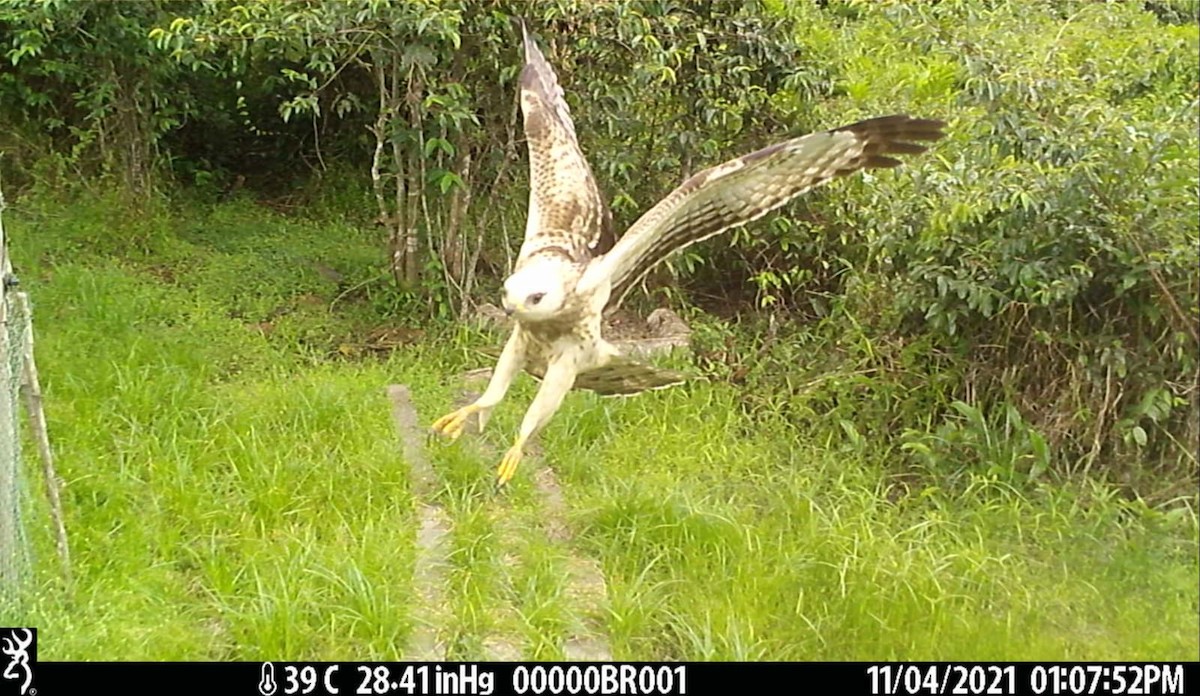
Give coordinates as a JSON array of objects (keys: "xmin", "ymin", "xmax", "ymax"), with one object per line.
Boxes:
[{"xmin": 867, "ymin": 664, "xmax": 1185, "ymax": 696}]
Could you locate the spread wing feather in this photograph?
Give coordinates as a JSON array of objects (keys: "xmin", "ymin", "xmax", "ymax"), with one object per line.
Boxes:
[
  {"xmin": 518, "ymin": 20, "xmax": 613, "ymax": 262},
  {"xmin": 587, "ymin": 115, "xmax": 946, "ymax": 307},
  {"xmin": 528, "ymin": 356, "xmax": 688, "ymax": 396}
]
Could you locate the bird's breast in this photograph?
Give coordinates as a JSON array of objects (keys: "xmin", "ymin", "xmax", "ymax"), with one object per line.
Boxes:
[{"xmin": 518, "ymin": 309, "xmax": 604, "ymax": 374}]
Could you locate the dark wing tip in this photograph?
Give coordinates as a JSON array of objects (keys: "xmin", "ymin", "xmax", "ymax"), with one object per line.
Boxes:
[
  {"xmin": 519, "ymin": 17, "xmax": 546, "ymax": 69},
  {"xmin": 862, "ymin": 155, "xmax": 904, "ymax": 168},
  {"xmin": 520, "ymin": 17, "xmax": 532, "ymax": 53},
  {"xmin": 516, "ymin": 20, "xmax": 558, "ymax": 103},
  {"xmin": 834, "ymin": 114, "xmax": 947, "ymax": 140},
  {"xmin": 832, "ymin": 114, "xmax": 947, "ymax": 171},
  {"xmin": 511, "ymin": 15, "xmax": 529, "ymax": 44}
]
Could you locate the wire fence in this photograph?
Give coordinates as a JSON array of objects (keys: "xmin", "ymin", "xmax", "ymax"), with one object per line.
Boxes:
[
  {"xmin": 0, "ymin": 175, "xmax": 70, "ymax": 614},
  {"xmin": 0, "ymin": 224, "xmax": 31, "ymax": 611}
]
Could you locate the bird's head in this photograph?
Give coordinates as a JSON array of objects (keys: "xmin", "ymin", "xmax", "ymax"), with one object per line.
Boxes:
[{"xmin": 502, "ymin": 260, "xmax": 569, "ymax": 322}]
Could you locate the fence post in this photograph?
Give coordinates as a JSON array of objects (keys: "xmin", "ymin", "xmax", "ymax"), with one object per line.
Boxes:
[{"xmin": 0, "ymin": 173, "xmax": 22, "ymax": 601}]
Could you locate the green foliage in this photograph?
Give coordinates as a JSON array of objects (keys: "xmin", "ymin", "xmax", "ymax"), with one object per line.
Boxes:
[
  {"xmin": 0, "ymin": 0, "xmax": 200, "ymax": 192},
  {"xmin": 5, "ymin": 194, "xmax": 1197, "ymax": 659},
  {"xmin": 1, "ymin": 1, "xmax": 1196, "ymax": 483},
  {"xmin": 901, "ymin": 401, "xmax": 1052, "ymax": 483},
  {"xmin": 2, "ymin": 0, "xmax": 1197, "ymax": 662},
  {"xmin": 676, "ymin": 1, "xmax": 1199, "ymax": 488}
]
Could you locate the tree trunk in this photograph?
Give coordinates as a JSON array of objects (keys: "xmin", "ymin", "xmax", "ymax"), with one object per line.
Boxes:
[
  {"xmin": 444, "ymin": 146, "xmax": 472, "ymax": 285},
  {"xmin": 401, "ymin": 65, "xmax": 424, "ymax": 289}
]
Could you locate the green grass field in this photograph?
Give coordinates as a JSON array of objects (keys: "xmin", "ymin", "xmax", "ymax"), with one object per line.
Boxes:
[{"xmin": 4, "ymin": 195, "xmax": 1197, "ymax": 660}]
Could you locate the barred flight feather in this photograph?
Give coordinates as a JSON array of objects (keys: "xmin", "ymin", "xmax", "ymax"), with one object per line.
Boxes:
[{"xmin": 595, "ymin": 115, "xmax": 946, "ymax": 308}]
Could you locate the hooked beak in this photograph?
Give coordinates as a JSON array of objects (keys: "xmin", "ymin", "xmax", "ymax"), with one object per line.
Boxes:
[{"xmin": 503, "ymin": 300, "xmax": 518, "ymax": 316}]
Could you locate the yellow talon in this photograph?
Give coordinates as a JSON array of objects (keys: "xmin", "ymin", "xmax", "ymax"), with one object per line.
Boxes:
[
  {"xmin": 431, "ymin": 404, "xmax": 478, "ymax": 440},
  {"xmin": 496, "ymin": 444, "xmax": 524, "ymax": 486}
]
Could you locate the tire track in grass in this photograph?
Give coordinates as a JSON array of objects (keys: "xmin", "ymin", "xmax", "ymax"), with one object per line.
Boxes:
[
  {"xmin": 449, "ymin": 380, "xmax": 528, "ymax": 661},
  {"xmin": 387, "ymin": 384, "xmax": 450, "ymax": 661},
  {"xmin": 459, "ymin": 370, "xmax": 612, "ymax": 661},
  {"xmin": 532, "ymin": 465, "xmax": 612, "ymax": 661}
]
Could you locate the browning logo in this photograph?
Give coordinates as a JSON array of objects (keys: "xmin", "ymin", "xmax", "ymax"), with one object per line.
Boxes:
[{"xmin": 0, "ymin": 628, "xmax": 35, "ymax": 696}]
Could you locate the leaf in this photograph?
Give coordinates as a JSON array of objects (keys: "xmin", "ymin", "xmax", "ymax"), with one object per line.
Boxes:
[
  {"xmin": 838, "ymin": 419, "xmax": 863, "ymax": 448},
  {"xmin": 1027, "ymin": 430, "xmax": 1050, "ymax": 479},
  {"xmin": 436, "ymin": 172, "xmax": 464, "ymax": 194},
  {"xmin": 423, "ymin": 137, "xmax": 454, "ymax": 158},
  {"xmin": 950, "ymin": 400, "xmax": 981, "ymax": 423}
]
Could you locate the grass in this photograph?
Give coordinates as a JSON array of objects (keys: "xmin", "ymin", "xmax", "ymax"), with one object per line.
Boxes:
[{"xmin": 2, "ymin": 192, "xmax": 1197, "ymax": 660}]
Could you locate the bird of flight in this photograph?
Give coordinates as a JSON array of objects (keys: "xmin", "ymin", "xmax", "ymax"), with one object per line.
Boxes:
[{"xmin": 431, "ymin": 19, "xmax": 946, "ymax": 485}]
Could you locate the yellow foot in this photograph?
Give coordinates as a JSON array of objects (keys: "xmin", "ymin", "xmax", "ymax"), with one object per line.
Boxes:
[
  {"xmin": 496, "ymin": 444, "xmax": 524, "ymax": 486},
  {"xmin": 430, "ymin": 404, "xmax": 479, "ymax": 440}
]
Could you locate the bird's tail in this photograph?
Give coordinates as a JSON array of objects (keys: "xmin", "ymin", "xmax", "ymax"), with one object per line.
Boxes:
[
  {"xmin": 573, "ymin": 355, "xmax": 688, "ymax": 396},
  {"xmin": 473, "ymin": 346, "xmax": 689, "ymax": 396}
]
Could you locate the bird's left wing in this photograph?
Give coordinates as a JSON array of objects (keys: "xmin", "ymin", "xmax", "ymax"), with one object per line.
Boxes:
[
  {"xmin": 517, "ymin": 20, "xmax": 613, "ymax": 260},
  {"xmin": 585, "ymin": 115, "xmax": 946, "ymax": 307}
]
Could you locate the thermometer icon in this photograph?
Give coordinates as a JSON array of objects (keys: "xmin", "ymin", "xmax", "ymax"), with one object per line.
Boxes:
[{"xmin": 259, "ymin": 662, "xmax": 277, "ymax": 696}]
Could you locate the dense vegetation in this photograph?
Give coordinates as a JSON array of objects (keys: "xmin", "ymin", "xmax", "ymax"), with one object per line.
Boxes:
[
  {"xmin": 0, "ymin": 0, "xmax": 1196, "ymax": 660},
  {"xmin": 3, "ymin": 195, "xmax": 1197, "ymax": 660},
  {"xmin": 4, "ymin": 0, "xmax": 1195, "ymax": 489}
]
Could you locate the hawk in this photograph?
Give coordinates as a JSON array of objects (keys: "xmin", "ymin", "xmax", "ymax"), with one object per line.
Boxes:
[{"xmin": 432, "ymin": 20, "xmax": 946, "ymax": 485}]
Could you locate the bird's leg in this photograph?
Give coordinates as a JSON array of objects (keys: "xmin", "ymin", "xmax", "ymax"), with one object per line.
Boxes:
[
  {"xmin": 431, "ymin": 329, "xmax": 524, "ymax": 439},
  {"xmin": 497, "ymin": 354, "xmax": 577, "ymax": 485}
]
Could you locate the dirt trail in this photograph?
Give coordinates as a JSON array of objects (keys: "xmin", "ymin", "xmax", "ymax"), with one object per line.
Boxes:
[
  {"xmin": 387, "ymin": 385, "xmax": 451, "ymax": 660},
  {"xmin": 391, "ymin": 378, "xmax": 613, "ymax": 660},
  {"xmin": 531, "ymin": 466, "xmax": 612, "ymax": 660}
]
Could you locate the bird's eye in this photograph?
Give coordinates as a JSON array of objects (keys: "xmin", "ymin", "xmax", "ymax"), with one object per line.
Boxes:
[{"xmin": 529, "ymin": 292, "xmax": 546, "ymax": 305}]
